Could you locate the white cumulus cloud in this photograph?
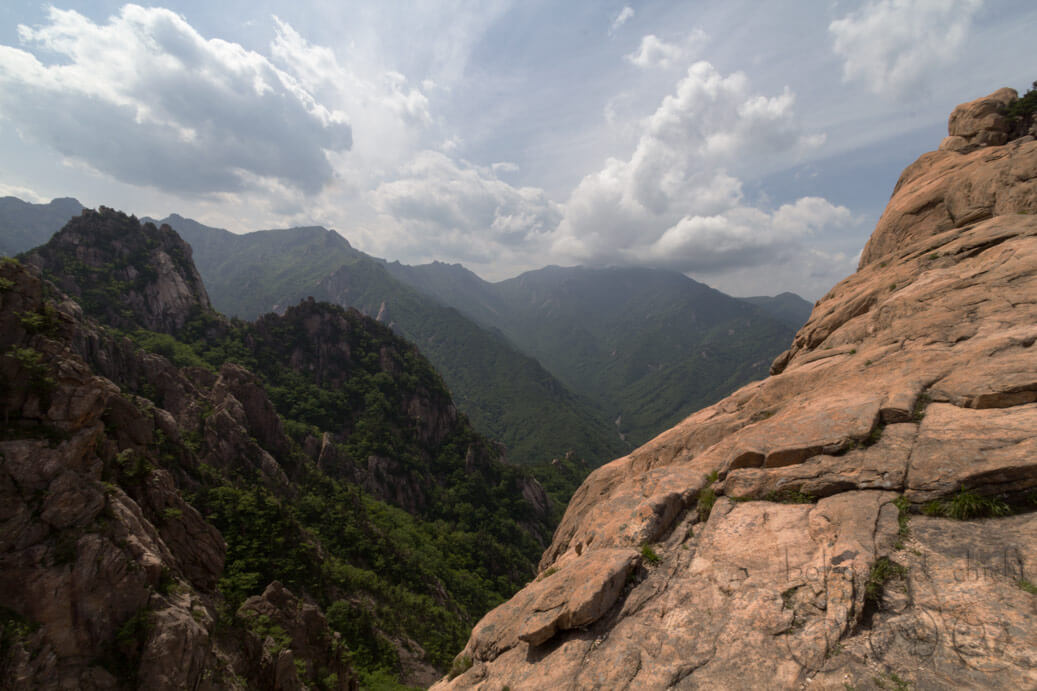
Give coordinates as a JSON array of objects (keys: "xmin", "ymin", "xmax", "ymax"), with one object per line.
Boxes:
[
  {"xmin": 829, "ymin": 0, "xmax": 984, "ymax": 97},
  {"xmin": 369, "ymin": 151, "xmax": 562, "ymax": 264},
  {"xmin": 551, "ymin": 61, "xmax": 839, "ymax": 280},
  {"xmin": 268, "ymin": 16, "xmax": 431, "ymax": 173},
  {"xmin": 640, "ymin": 197, "xmax": 853, "ymax": 272},
  {"xmin": 625, "ymin": 30, "xmax": 708, "ymax": 70},
  {"xmin": 0, "ymin": 5, "xmax": 353, "ymax": 196}
]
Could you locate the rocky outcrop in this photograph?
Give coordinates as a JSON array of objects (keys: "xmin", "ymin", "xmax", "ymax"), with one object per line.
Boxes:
[
  {"xmin": 860, "ymin": 88, "xmax": 1037, "ymax": 267},
  {"xmin": 0, "ymin": 259, "xmax": 219, "ymax": 689},
  {"xmin": 434, "ymin": 88, "xmax": 1037, "ymax": 689},
  {"xmin": 0, "ymin": 258, "xmax": 356, "ymax": 689},
  {"xmin": 941, "ymin": 87, "xmax": 1019, "ymax": 151},
  {"xmin": 252, "ymin": 297, "xmax": 460, "ymax": 451},
  {"xmin": 23, "ymin": 207, "xmax": 212, "ymax": 333},
  {"xmin": 237, "ymin": 582, "xmax": 356, "ymax": 691}
]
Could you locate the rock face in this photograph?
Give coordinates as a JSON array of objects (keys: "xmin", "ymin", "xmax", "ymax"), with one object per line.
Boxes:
[
  {"xmin": 2, "ymin": 208, "xmax": 558, "ymax": 688},
  {"xmin": 237, "ymin": 582, "xmax": 354, "ymax": 691},
  {"xmin": 23, "ymin": 207, "xmax": 212, "ymax": 333},
  {"xmin": 861, "ymin": 88, "xmax": 1037, "ymax": 267},
  {"xmin": 433, "ymin": 89, "xmax": 1037, "ymax": 689},
  {"xmin": 0, "ymin": 258, "xmax": 358, "ymax": 690}
]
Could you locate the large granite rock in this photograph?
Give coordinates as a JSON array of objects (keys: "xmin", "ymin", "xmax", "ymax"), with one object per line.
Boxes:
[{"xmin": 433, "ymin": 88, "xmax": 1037, "ymax": 689}]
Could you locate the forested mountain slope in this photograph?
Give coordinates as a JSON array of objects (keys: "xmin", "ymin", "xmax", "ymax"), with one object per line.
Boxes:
[
  {"xmin": 388, "ymin": 262, "xmax": 797, "ymax": 446},
  {"xmin": 160, "ymin": 216, "xmax": 628, "ymax": 471},
  {"xmin": 2, "ymin": 207, "xmax": 555, "ymax": 687}
]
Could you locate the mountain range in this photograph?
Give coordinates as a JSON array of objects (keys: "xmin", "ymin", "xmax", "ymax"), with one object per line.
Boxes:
[
  {"xmin": 0, "ymin": 196, "xmax": 84, "ymax": 256},
  {"xmin": 0, "ymin": 196, "xmax": 811, "ymax": 469},
  {"xmin": 2, "ymin": 206, "xmax": 562, "ymax": 686},
  {"xmin": 382, "ymin": 261, "xmax": 802, "ymax": 444}
]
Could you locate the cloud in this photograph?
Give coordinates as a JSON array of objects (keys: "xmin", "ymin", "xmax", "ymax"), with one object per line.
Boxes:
[
  {"xmin": 829, "ymin": 0, "xmax": 983, "ymax": 97},
  {"xmin": 0, "ymin": 6, "xmax": 352, "ymax": 197},
  {"xmin": 268, "ymin": 17, "xmax": 430, "ymax": 172},
  {"xmin": 552, "ymin": 61, "xmax": 835, "ymax": 277},
  {"xmin": 0, "ymin": 183, "xmax": 48, "ymax": 203},
  {"xmin": 625, "ymin": 30, "xmax": 708, "ymax": 69},
  {"xmin": 639, "ymin": 197, "xmax": 853, "ymax": 272},
  {"xmin": 369, "ymin": 151, "xmax": 561, "ymax": 263},
  {"xmin": 699, "ymin": 245, "xmax": 858, "ymax": 299},
  {"xmin": 271, "ymin": 20, "xmax": 430, "ymax": 130},
  {"xmin": 491, "ymin": 161, "xmax": 520, "ymax": 174},
  {"xmin": 609, "ymin": 6, "xmax": 635, "ymax": 36}
]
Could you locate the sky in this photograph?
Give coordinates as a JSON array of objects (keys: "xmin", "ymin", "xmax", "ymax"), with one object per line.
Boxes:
[{"xmin": 0, "ymin": 1, "xmax": 1034, "ymax": 298}]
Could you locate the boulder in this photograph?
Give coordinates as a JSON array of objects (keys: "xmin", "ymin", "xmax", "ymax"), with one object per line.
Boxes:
[
  {"xmin": 465, "ymin": 548, "xmax": 639, "ymax": 662},
  {"xmin": 947, "ymin": 87, "xmax": 1017, "ymax": 145},
  {"xmin": 237, "ymin": 582, "xmax": 357, "ymax": 690}
]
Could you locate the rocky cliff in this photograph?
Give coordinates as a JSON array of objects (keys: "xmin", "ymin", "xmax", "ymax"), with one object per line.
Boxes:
[
  {"xmin": 1, "ymin": 210, "xmax": 554, "ymax": 688},
  {"xmin": 433, "ymin": 89, "xmax": 1037, "ymax": 689},
  {"xmin": 23, "ymin": 207, "xmax": 212, "ymax": 334},
  {"xmin": 0, "ymin": 256, "xmax": 355, "ymax": 689}
]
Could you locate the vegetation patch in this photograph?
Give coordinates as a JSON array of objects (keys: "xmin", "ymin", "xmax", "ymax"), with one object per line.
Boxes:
[
  {"xmin": 640, "ymin": 544, "xmax": 661, "ymax": 565},
  {"xmin": 0, "ymin": 606, "xmax": 39, "ymax": 658},
  {"xmin": 893, "ymin": 495, "xmax": 911, "ymax": 549},
  {"xmin": 241, "ymin": 611, "xmax": 292, "ymax": 652},
  {"xmin": 103, "ymin": 607, "xmax": 153, "ymax": 682},
  {"xmin": 6, "ymin": 346, "xmax": 56, "ymax": 394},
  {"xmin": 923, "ymin": 487, "xmax": 1011, "ymax": 520},
  {"xmin": 866, "ymin": 557, "xmax": 908, "ymax": 604},
  {"xmin": 447, "ymin": 654, "xmax": 473, "ymax": 680},
  {"xmin": 696, "ymin": 470, "xmax": 720, "ymax": 522},
  {"xmin": 865, "ymin": 422, "xmax": 885, "ymax": 447},
  {"xmin": 696, "ymin": 487, "xmax": 717, "ymax": 523},
  {"xmin": 128, "ymin": 328, "xmax": 213, "ymax": 371},
  {"xmin": 1005, "ymin": 80, "xmax": 1037, "ymax": 133},
  {"xmin": 874, "ymin": 671, "xmax": 912, "ymax": 690},
  {"xmin": 763, "ymin": 488, "xmax": 815, "ymax": 504},
  {"xmin": 911, "ymin": 393, "xmax": 931, "ymax": 421},
  {"xmin": 18, "ymin": 303, "xmax": 61, "ymax": 336}
]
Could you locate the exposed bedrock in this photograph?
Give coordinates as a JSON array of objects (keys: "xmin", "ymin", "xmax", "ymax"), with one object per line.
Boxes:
[{"xmin": 434, "ymin": 88, "xmax": 1037, "ymax": 689}]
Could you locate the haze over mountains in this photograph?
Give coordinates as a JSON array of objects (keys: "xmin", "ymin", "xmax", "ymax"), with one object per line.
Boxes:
[
  {"xmin": 0, "ymin": 196, "xmax": 810, "ymax": 468},
  {"xmin": 0, "ymin": 197, "xmax": 84, "ymax": 256}
]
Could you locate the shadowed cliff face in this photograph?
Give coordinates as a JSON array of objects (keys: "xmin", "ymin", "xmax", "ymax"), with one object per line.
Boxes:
[
  {"xmin": 434, "ymin": 89, "xmax": 1037, "ymax": 689},
  {"xmin": 23, "ymin": 207, "xmax": 212, "ymax": 334},
  {"xmin": 0, "ymin": 257, "xmax": 355, "ymax": 689},
  {"xmin": 0, "ymin": 211, "xmax": 554, "ymax": 688}
]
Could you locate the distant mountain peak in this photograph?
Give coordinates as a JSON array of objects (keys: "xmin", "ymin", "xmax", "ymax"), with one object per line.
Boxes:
[{"xmin": 0, "ymin": 195, "xmax": 85, "ymax": 255}]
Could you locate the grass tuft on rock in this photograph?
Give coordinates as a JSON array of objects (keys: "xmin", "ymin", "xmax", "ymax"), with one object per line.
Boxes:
[
  {"xmin": 866, "ymin": 557, "xmax": 908, "ymax": 604},
  {"xmin": 893, "ymin": 495, "xmax": 911, "ymax": 549},
  {"xmin": 763, "ymin": 488, "xmax": 815, "ymax": 504},
  {"xmin": 923, "ymin": 487, "xmax": 1010, "ymax": 520}
]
